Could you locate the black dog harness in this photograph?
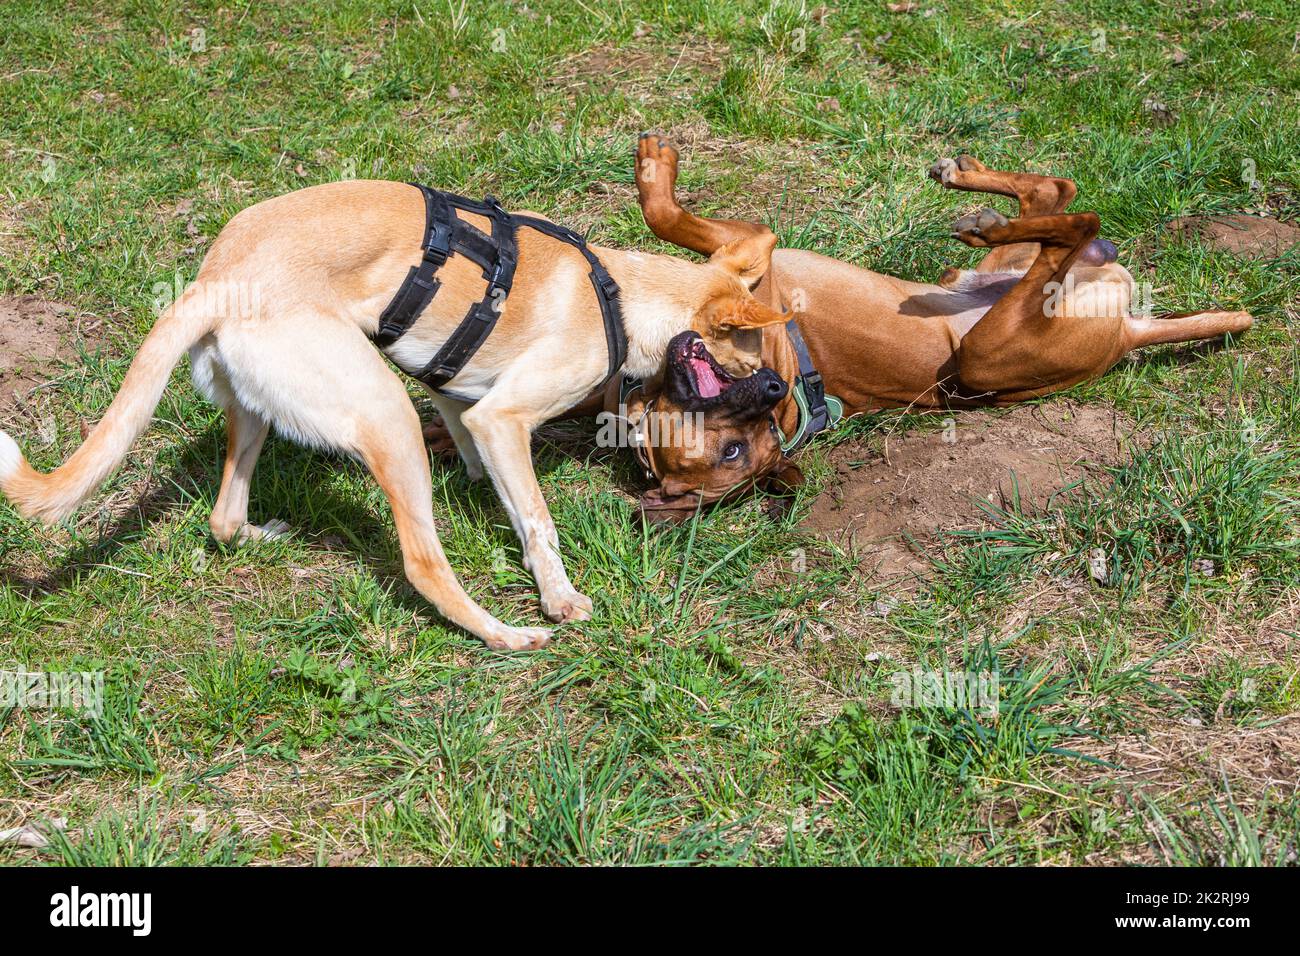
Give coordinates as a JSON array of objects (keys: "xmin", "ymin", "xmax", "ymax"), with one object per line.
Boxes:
[
  {"xmin": 373, "ymin": 185, "xmax": 626, "ymax": 394},
  {"xmin": 776, "ymin": 315, "xmax": 842, "ymax": 453}
]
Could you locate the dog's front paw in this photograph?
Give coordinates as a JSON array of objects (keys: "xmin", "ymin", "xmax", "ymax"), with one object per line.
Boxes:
[
  {"xmin": 637, "ymin": 131, "xmax": 680, "ymax": 186},
  {"xmin": 485, "ymin": 625, "xmax": 552, "ymax": 652},
  {"xmin": 952, "ymin": 207, "xmax": 1009, "ymax": 247},
  {"xmin": 636, "ymin": 132, "xmax": 683, "ymax": 224},
  {"xmin": 542, "ymin": 589, "xmax": 593, "ymax": 624}
]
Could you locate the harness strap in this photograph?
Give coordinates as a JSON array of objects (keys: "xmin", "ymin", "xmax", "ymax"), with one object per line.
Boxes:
[
  {"xmin": 512, "ymin": 214, "xmax": 627, "ymax": 384},
  {"xmin": 785, "ymin": 317, "xmax": 828, "ymax": 435},
  {"xmin": 777, "ymin": 316, "xmax": 843, "ymax": 453},
  {"xmin": 414, "ymin": 196, "xmax": 518, "ymax": 390},
  {"xmin": 449, "ymin": 220, "xmax": 500, "ymax": 270},
  {"xmin": 371, "ymin": 185, "xmax": 626, "ymax": 396},
  {"xmin": 373, "ymin": 186, "xmax": 452, "ymax": 348}
]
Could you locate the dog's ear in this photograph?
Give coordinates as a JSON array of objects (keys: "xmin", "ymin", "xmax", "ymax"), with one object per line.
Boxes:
[
  {"xmin": 765, "ymin": 455, "xmax": 805, "ymax": 492},
  {"xmin": 638, "ymin": 486, "xmax": 702, "ymax": 525},
  {"xmin": 701, "ymin": 296, "xmax": 788, "ymax": 335},
  {"xmin": 761, "ymin": 455, "xmax": 805, "ymax": 519},
  {"xmin": 709, "ymin": 229, "xmax": 778, "ymax": 284}
]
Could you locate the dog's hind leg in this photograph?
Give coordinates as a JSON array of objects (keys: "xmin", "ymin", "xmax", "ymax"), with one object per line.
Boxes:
[
  {"xmin": 191, "ymin": 340, "xmax": 283, "ymax": 543},
  {"xmin": 213, "ymin": 319, "xmax": 549, "ymax": 651},
  {"xmin": 929, "ymin": 155, "xmax": 1080, "ymax": 274},
  {"xmin": 1124, "ymin": 311, "xmax": 1252, "ymax": 348},
  {"xmin": 949, "ymin": 209, "xmax": 1105, "ymax": 397},
  {"xmin": 951, "ymin": 211, "xmax": 1252, "ymax": 401},
  {"xmin": 929, "ymin": 155, "xmax": 1076, "ymax": 218},
  {"xmin": 208, "ymin": 402, "xmax": 284, "ymax": 544}
]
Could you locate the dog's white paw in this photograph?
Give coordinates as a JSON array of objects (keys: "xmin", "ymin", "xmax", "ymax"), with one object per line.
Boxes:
[
  {"xmin": 542, "ymin": 589, "xmax": 593, "ymax": 624},
  {"xmin": 486, "ymin": 625, "xmax": 552, "ymax": 651},
  {"xmin": 237, "ymin": 519, "xmax": 291, "ymax": 543}
]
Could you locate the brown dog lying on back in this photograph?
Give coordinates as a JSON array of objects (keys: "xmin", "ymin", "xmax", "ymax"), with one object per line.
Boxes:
[{"xmin": 622, "ymin": 136, "xmax": 1252, "ymax": 515}]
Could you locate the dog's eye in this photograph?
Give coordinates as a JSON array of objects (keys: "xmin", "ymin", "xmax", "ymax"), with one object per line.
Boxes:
[{"xmin": 721, "ymin": 441, "xmax": 745, "ymax": 462}]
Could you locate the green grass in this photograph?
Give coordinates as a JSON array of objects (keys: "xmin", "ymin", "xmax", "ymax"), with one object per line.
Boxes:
[{"xmin": 1, "ymin": 0, "xmax": 1298, "ymax": 865}]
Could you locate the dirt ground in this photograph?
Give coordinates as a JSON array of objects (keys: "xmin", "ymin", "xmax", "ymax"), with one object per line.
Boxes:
[
  {"xmin": 1166, "ymin": 212, "xmax": 1300, "ymax": 257},
  {"xmin": 803, "ymin": 403, "xmax": 1134, "ymax": 580},
  {"xmin": 0, "ymin": 295, "xmax": 104, "ymax": 409}
]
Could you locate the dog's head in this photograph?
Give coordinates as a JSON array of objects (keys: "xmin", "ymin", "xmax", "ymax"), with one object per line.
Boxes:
[
  {"xmin": 689, "ymin": 230, "xmax": 787, "ymax": 375},
  {"xmin": 634, "ymin": 331, "xmax": 804, "ymax": 521}
]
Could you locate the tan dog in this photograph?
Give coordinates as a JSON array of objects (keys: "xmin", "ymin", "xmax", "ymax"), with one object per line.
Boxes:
[
  {"xmin": 630, "ymin": 137, "xmax": 1254, "ymax": 514},
  {"xmin": 0, "ymin": 179, "xmax": 791, "ymax": 649}
]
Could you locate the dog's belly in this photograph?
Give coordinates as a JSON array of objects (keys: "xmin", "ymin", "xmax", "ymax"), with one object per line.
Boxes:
[
  {"xmin": 946, "ymin": 305, "xmax": 991, "ymax": 338},
  {"xmin": 929, "ymin": 263, "xmax": 1135, "ymax": 336},
  {"xmin": 383, "ymin": 335, "xmax": 497, "ymax": 403}
]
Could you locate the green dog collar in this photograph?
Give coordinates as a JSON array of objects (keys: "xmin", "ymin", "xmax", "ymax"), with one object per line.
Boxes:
[{"xmin": 777, "ymin": 375, "xmax": 843, "ymax": 453}]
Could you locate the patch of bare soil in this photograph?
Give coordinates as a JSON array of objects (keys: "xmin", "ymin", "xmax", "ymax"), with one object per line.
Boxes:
[
  {"xmin": 1167, "ymin": 213, "xmax": 1300, "ymax": 257},
  {"xmin": 803, "ymin": 402, "xmax": 1134, "ymax": 580},
  {"xmin": 0, "ymin": 295, "xmax": 104, "ymax": 408},
  {"xmin": 551, "ymin": 39, "xmax": 729, "ymax": 99},
  {"xmin": 1108, "ymin": 713, "xmax": 1300, "ymax": 799}
]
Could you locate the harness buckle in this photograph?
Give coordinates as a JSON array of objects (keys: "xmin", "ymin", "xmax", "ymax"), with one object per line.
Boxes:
[
  {"xmin": 425, "ymin": 220, "xmax": 453, "ymax": 265},
  {"xmin": 595, "ymin": 270, "xmax": 619, "ymax": 301},
  {"xmin": 803, "ymin": 369, "xmax": 825, "ymax": 397},
  {"xmin": 494, "ymin": 251, "xmax": 517, "ymax": 292},
  {"xmin": 485, "ymin": 260, "xmax": 515, "ymax": 301}
]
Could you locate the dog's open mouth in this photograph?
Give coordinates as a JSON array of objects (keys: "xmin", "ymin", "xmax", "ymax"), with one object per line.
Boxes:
[{"xmin": 676, "ymin": 334, "xmax": 734, "ymax": 399}]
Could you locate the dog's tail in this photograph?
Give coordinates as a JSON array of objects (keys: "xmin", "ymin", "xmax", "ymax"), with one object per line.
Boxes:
[
  {"xmin": 1124, "ymin": 310, "xmax": 1253, "ymax": 349},
  {"xmin": 0, "ymin": 286, "xmax": 217, "ymax": 524}
]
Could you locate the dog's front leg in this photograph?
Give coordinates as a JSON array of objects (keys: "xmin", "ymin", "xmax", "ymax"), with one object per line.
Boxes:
[{"xmin": 460, "ymin": 401, "xmax": 592, "ymax": 625}]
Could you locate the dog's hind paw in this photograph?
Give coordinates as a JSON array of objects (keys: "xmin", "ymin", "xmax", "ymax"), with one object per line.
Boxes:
[
  {"xmin": 930, "ymin": 155, "xmax": 990, "ymax": 187},
  {"xmin": 928, "ymin": 157, "xmax": 959, "ymax": 185},
  {"xmin": 542, "ymin": 588, "xmax": 593, "ymax": 624},
  {"xmin": 952, "ymin": 207, "xmax": 1010, "ymax": 247},
  {"xmin": 259, "ymin": 519, "xmax": 292, "ymax": 539},
  {"xmin": 486, "ymin": 626, "xmax": 552, "ymax": 652},
  {"xmin": 237, "ymin": 519, "xmax": 291, "ymax": 543}
]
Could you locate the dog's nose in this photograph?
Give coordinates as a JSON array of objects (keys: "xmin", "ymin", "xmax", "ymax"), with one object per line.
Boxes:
[
  {"xmin": 759, "ymin": 368, "xmax": 787, "ymax": 399},
  {"xmin": 754, "ymin": 368, "xmax": 788, "ymax": 408}
]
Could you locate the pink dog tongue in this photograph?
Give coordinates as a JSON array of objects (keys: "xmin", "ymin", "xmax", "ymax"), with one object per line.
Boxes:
[{"xmin": 690, "ymin": 358, "xmax": 723, "ymax": 398}]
